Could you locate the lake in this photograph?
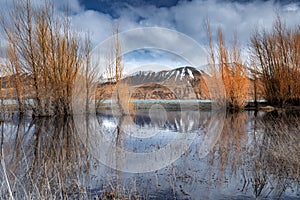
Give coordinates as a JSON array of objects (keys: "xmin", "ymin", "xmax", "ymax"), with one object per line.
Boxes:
[{"xmin": 0, "ymin": 109, "xmax": 299, "ymax": 199}]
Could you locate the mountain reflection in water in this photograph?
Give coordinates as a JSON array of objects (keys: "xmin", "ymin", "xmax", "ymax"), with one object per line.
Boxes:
[{"xmin": 0, "ymin": 110, "xmax": 299, "ymax": 199}]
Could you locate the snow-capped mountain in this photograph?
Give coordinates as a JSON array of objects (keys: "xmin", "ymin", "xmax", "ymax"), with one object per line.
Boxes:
[
  {"xmin": 101, "ymin": 66, "xmax": 211, "ymax": 100},
  {"xmin": 97, "ymin": 65, "xmax": 263, "ymax": 101},
  {"xmin": 123, "ymin": 66, "xmax": 208, "ymax": 86}
]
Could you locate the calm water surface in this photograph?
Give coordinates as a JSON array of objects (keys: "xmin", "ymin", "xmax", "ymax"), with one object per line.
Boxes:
[{"xmin": 0, "ymin": 109, "xmax": 299, "ymax": 199}]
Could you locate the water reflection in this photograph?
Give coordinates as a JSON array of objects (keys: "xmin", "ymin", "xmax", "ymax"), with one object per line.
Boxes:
[
  {"xmin": 250, "ymin": 112, "xmax": 300, "ymax": 198},
  {"xmin": 0, "ymin": 111, "xmax": 299, "ymax": 199},
  {"xmin": 0, "ymin": 117, "xmax": 90, "ymax": 199}
]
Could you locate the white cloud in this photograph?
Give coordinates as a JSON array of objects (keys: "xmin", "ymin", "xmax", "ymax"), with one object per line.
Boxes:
[
  {"xmin": 123, "ymin": 49, "xmax": 190, "ymax": 75},
  {"xmin": 117, "ymin": 0, "xmax": 300, "ymax": 46},
  {"xmin": 71, "ymin": 10, "xmax": 114, "ymax": 44},
  {"xmin": 0, "ymin": 0, "xmax": 299, "ymax": 72},
  {"xmin": 108, "ymin": 0, "xmax": 299, "ymax": 70}
]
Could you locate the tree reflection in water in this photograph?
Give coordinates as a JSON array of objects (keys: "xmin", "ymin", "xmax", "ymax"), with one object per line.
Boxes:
[
  {"xmin": 207, "ymin": 111, "xmax": 300, "ymax": 199},
  {"xmin": 0, "ymin": 111, "xmax": 299, "ymax": 199},
  {"xmin": 0, "ymin": 117, "xmax": 90, "ymax": 199}
]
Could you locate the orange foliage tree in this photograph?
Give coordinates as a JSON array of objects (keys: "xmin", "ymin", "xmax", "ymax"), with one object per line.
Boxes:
[{"xmin": 206, "ymin": 22, "xmax": 249, "ymax": 110}]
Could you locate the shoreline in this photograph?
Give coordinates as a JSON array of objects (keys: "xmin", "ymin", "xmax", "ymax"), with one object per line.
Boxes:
[
  {"xmin": 96, "ymin": 100, "xmax": 300, "ymax": 113},
  {"xmin": 1, "ymin": 100, "xmax": 300, "ymax": 118}
]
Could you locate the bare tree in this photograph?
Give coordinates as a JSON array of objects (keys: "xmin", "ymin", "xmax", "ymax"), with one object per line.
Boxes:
[
  {"xmin": 105, "ymin": 23, "xmax": 133, "ymax": 115},
  {"xmin": 206, "ymin": 22, "xmax": 249, "ymax": 110},
  {"xmin": 250, "ymin": 16, "xmax": 300, "ymax": 106},
  {"xmin": 0, "ymin": 69, "xmax": 3, "ymax": 116},
  {"xmin": 1, "ymin": 0, "xmax": 88, "ymax": 116},
  {"xmin": 2, "ymin": 34, "xmax": 26, "ymax": 114},
  {"xmin": 83, "ymin": 34, "xmax": 95, "ymax": 114},
  {"xmin": 105, "ymin": 23, "xmax": 123, "ymax": 84}
]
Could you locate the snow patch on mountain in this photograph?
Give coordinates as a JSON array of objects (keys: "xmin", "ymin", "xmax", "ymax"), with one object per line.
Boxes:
[
  {"xmin": 175, "ymin": 70, "xmax": 180, "ymax": 80},
  {"xmin": 187, "ymin": 68, "xmax": 194, "ymax": 79},
  {"xmin": 180, "ymin": 67, "xmax": 185, "ymax": 80}
]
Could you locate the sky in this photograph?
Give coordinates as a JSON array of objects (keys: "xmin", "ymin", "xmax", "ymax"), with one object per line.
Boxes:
[{"xmin": 1, "ymin": 0, "xmax": 300, "ymax": 74}]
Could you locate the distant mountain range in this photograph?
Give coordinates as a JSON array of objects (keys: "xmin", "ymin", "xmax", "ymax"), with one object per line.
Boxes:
[
  {"xmin": 127, "ymin": 66, "xmax": 209, "ymax": 100},
  {"xmin": 123, "ymin": 66, "xmax": 207, "ymax": 84},
  {"xmin": 99, "ymin": 66, "xmax": 207, "ymax": 100},
  {"xmin": 0, "ymin": 66, "xmax": 263, "ymax": 101},
  {"xmin": 99, "ymin": 66, "xmax": 263, "ymax": 101}
]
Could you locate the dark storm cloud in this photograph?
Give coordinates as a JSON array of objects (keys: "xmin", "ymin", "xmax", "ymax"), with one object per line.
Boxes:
[{"xmin": 79, "ymin": 0, "xmax": 181, "ymax": 17}]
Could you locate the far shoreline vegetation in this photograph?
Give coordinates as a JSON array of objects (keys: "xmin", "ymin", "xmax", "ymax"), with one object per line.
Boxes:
[{"xmin": 0, "ymin": 0, "xmax": 299, "ymax": 119}]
